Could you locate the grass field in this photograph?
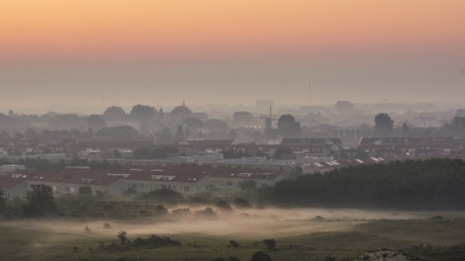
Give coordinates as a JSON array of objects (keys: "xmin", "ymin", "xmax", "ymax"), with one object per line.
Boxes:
[{"xmin": 1, "ymin": 208, "xmax": 465, "ymax": 261}]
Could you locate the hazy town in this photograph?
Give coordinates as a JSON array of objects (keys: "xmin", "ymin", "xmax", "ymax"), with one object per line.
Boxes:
[{"xmin": 1, "ymin": 1, "xmax": 465, "ymax": 261}]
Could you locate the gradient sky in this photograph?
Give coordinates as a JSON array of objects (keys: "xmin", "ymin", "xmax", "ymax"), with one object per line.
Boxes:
[{"xmin": 1, "ymin": 0, "xmax": 465, "ymax": 113}]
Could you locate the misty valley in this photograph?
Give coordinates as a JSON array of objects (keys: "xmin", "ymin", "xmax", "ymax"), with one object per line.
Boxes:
[
  {"xmin": 2, "ymin": 204, "xmax": 465, "ymax": 261},
  {"xmin": 1, "ymin": 158, "xmax": 465, "ymax": 260},
  {"xmin": 2, "ymin": 1, "xmax": 465, "ymax": 259},
  {"xmin": 1, "ymin": 103, "xmax": 465, "ymax": 261}
]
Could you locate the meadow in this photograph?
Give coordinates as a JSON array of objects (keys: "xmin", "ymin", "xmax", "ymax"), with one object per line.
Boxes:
[{"xmin": 1, "ymin": 207, "xmax": 465, "ymax": 261}]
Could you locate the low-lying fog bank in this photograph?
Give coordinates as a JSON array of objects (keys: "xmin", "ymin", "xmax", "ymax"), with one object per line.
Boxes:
[{"xmin": 3, "ymin": 207, "xmax": 464, "ymax": 240}]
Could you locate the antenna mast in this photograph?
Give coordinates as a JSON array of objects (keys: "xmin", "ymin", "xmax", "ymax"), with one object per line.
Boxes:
[{"xmin": 309, "ymin": 80, "xmax": 312, "ymax": 106}]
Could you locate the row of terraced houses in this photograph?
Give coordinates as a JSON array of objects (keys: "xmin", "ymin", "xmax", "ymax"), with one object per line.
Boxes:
[
  {"xmin": 0, "ymin": 154, "xmax": 413, "ymax": 200},
  {"xmin": 0, "ymin": 165, "xmax": 290, "ymax": 199}
]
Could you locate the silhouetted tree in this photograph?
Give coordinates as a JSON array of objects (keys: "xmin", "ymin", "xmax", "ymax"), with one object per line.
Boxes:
[
  {"xmin": 103, "ymin": 106, "xmax": 126, "ymax": 120},
  {"xmin": 95, "ymin": 126, "xmax": 139, "ymax": 141},
  {"xmin": 262, "ymin": 239, "xmax": 277, "ymax": 251},
  {"xmin": 78, "ymin": 186, "xmax": 92, "ymax": 195},
  {"xmin": 0, "ymin": 131, "xmax": 11, "ymax": 146},
  {"xmin": 215, "ymin": 200, "xmax": 232, "ymax": 211},
  {"xmin": 374, "ymin": 113, "xmax": 394, "ymax": 136},
  {"xmin": 228, "ymin": 240, "xmax": 239, "ymax": 248},
  {"xmin": 23, "ymin": 184, "xmax": 57, "ymax": 216},
  {"xmin": 233, "ymin": 198, "xmax": 252, "ymax": 208},
  {"xmin": 87, "ymin": 114, "xmax": 106, "ymax": 130},
  {"xmin": 171, "ymin": 102, "xmax": 192, "ymax": 123},
  {"xmin": 117, "ymin": 230, "xmax": 128, "ymax": 244},
  {"xmin": 183, "ymin": 117, "xmax": 204, "ymax": 130},
  {"xmin": 204, "ymin": 119, "xmax": 230, "ymax": 133},
  {"xmin": 273, "ymin": 147, "xmax": 292, "ymax": 159},
  {"xmin": 277, "ymin": 114, "xmax": 301, "ymax": 138},
  {"xmin": 232, "ymin": 111, "xmax": 254, "ymax": 127},
  {"xmin": 263, "ymin": 128, "xmax": 279, "ymax": 140},
  {"xmin": 261, "ymin": 158, "xmax": 465, "ymax": 210},
  {"xmin": 156, "ymin": 128, "xmax": 175, "ymax": 145},
  {"xmin": 130, "ymin": 104, "xmax": 157, "ymax": 121},
  {"xmin": 175, "ymin": 125, "xmax": 186, "ymax": 141},
  {"xmin": 251, "ymin": 251, "xmax": 272, "ymax": 261},
  {"xmin": 0, "ymin": 188, "xmax": 6, "ymax": 208},
  {"xmin": 401, "ymin": 122, "xmax": 409, "ymax": 132},
  {"xmin": 451, "ymin": 116, "xmax": 465, "ymax": 129}
]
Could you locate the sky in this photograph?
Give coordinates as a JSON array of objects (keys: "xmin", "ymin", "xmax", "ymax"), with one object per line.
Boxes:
[{"xmin": 1, "ymin": 0, "xmax": 465, "ymax": 113}]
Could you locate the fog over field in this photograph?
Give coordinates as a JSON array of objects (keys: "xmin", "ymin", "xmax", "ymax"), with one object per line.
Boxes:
[{"xmin": 4, "ymin": 207, "xmax": 462, "ymax": 239}]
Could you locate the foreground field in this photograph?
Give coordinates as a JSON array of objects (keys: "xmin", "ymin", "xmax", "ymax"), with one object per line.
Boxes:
[{"xmin": 1, "ymin": 208, "xmax": 465, "ymax": 261}]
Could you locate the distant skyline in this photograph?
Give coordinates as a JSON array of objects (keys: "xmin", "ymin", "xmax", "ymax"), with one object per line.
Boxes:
[{"xmin": 1, "ymin": 1, "xmax": 465, "ymax": 111}]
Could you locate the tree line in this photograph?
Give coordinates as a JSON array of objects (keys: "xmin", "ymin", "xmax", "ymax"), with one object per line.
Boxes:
[{"xmin": 260, "ymin": 158, "xmax": 465, "ymax": 210}]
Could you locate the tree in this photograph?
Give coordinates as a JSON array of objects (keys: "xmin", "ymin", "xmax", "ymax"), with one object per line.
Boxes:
[
  {"xmin": 171, "ymin": 103, "xmax": 192, "ymax": 124},
  {"xmin": 233, "ymin": 198, "xmax": 251, "ymax": 208},
  {"xmin": 183, "ymin": 117, "xmax": 204, "ymax": 131},
  {"xmin": 95, "ymin": 126, "xmax": 139, "ymax": 141},
  {"xmin": 24, "ymin": 128, "xmax": 38, "ymax": 139},
  {"xmin": 87, "ymin": 114, "xmax": 106, "ymax": 130},
  {"xmin": 117, "ymin": 230, "xmax": 128, "ymax": 244},
  {"xmin": 262, "ymin": 239, "xmax": 276, "ymax": 250},
  {"xmin": 273, "ymin": 147, "xmax": 292, "ymax": 159},
  {"xmin": 103, "ymin": 106, "xmax": 126, "ymax": 120},
  {"xmin": 229, "ymin": 129, "xmax": 237, "ymax": 140},
  {"xmin": 0, "ymin": 131, "xmax": 11, "ymax": 146},
  {"xmin": 277, "ymin": 114, "xmax": 301, "ymax": 138},
  {"xmin": 374, "ymin": 113, "xmax": 394, "ymax": 136},
  {"xmin": 130, "ymin": 104, "xmax": 157, "ymax": 121},
  {"xmin": 251, "ymin": 251, "xmax": 272, "ymax": 261},
  {"xmin": 204, "ymin": 119, "xmax": 230, "ymax": 133},
  {"xmin": 78, "ymin": 186, "xmax": 92, "ymax": 195},
  {"xmin": 156, "ymin": 128, "xmax": 175, "ymax": 145},
  {"xmin": 24, "ymin": 184, "xmax": 57, "ymax": 216},
  {"xmin": 239, "ymin": 180, "xmax": 257, "ymax": 190},
  {"xmin": 401, "ymin": 122, "xmax": 410, "ymax": 136},
  {"xmin": 232, "ymin": 111, "xmax": 254, "ymax": 127},
  {"xmin": 175, "ymin": 125, "xmax": 186, "ymax": 141},
  {"xmin": 0, "ymin": 188, "xmax": 6, "ymax": 208},
  {"xmin": 228, "ymin": 240, "xmax": 239, "ymax": 248},
  {"xmin": 263, "ymin": 128, "xmax": 279, "ymax": 141},
  {"xmin": 451, "ymin": 116, "xmax": 465, "ymax": 129}
]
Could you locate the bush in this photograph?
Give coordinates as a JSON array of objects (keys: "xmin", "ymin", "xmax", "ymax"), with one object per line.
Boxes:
[
  {"xmin": 123, "ymin": 187, "xmax": 137, "ymax": 195},
  {"xmin": 138, "ymin": 189, "xmax": 184, "ymax": 204},
  {"xmin": 195, "ymin": 207, "xmax": 216, "ymax": 217},
  {"xmin": 172, "ymin": 208, "xmax": 191, "ymax": 216},
  {"xmin": 117, "ymin": 230, "xmax": 128, "ymax": 244},
  {"xmin": 263, "ymin": 239, "xmax": 276, "ymax": 251},
  {"xmin": 133, "ymin": 234, "xmax": 180, "ymax": 248},
  {"xmin": 153, "ymin": 204, "xmax": 169, "ymax": 215},
  {"xmin": 78, "ymin": 186, "xmax": 92, "ymax": 195},
  {"xmin": 233, "ymin": 198, "xmax": 251, "ymax": 208},
  {"xmin": 23, "ymin": 184, "xmax": 58, "ymax": 217},
  {"xmin": 216, "ymin": 200, "xmax": 232, "ymax": 211},
  {"xmin": 251, "ymin": 251, "xmax": 272, "ymax": 261},
  {"xmin": 229, "ymin": 240, "xmax": 239, "ymax": 248}
]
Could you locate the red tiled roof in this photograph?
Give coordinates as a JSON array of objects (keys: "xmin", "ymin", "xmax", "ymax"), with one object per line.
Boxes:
[
  {"xmin": 24, "ymin": 168, "xmax": 124, "ymax": 186},
  {"xmin": 124, "ymin": 165, "xmax": 283, "ymax": 182},
  {"xmin": 0, "ymin": 177, "xmax": 27, "ymax": 189}
]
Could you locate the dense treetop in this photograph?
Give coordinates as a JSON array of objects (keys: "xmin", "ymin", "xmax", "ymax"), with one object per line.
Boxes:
[{"xmin": 261, "ymin": 158, "xmax": 465, "ymax": 210}]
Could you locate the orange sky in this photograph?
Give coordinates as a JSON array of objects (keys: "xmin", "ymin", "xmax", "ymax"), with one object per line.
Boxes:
[
  {"xmin": 1, "ymin": 0, "xmax": 465, "ymax": 110},
  {"xmin": 1, "ymin": 0, "xmax": 465, "ymax": 58}
]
